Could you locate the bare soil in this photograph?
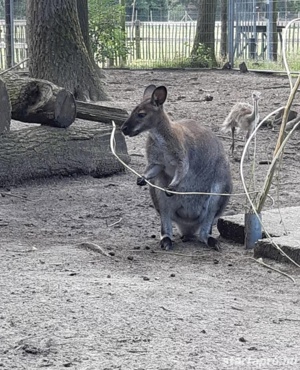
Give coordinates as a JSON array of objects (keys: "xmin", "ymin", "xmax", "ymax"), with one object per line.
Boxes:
[{"xmin": 1, "ymin": 69, "xmax": 300, "ymax": 370}]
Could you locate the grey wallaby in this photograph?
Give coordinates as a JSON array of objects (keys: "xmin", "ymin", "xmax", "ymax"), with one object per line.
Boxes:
[{"xmin": 121, "ymin": 85, "xmax": 232, "ymax": 250}]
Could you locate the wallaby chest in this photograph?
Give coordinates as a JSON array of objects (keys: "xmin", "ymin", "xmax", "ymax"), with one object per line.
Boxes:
[{"xmin": 146, "ymin": 135, "xmax": 184, "ymax": 175}]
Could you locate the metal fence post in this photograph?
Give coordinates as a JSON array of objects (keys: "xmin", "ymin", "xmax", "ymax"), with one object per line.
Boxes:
[
  {"xmin": 5, "ymin": 0, "xmax": 14, "ymax": 68},
  {"xmin": 228, "ymin": 0, "xmax": 235, "ymax": 67},
  {"xmin": 267, "ymin": 0, "xmax": 274, "ymax": 60},
  {"xmin": 135, "ymin": 20, "xmax": 141, "ymax": 59}
]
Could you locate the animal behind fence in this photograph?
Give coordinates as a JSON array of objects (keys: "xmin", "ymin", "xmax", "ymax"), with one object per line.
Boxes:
[{"xmin": 121, "ymin": 85, "xmax": 232, "ymax": 250}]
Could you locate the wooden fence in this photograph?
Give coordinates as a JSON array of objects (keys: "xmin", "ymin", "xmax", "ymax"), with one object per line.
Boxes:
[
  {"xmin": 0, "ymin": 20, "xmax": 27, "ymax": 69},
  {"xmin": 125, "ymin": 20, "xmax": 300, "ymax": 67},
  {"xmin": 0, "ymin": 19, "xmax": 299, "ymax": 69}
]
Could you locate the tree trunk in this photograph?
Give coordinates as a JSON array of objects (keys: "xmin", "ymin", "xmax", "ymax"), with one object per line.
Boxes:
[
  {"xmin": 0, "ymin": 123, "xmax": 129, "ymax": 187},
  {"xmin": 77, "ymin": 0, "xmax": 93, "ymax": 61},
  {"xmin": 26, "ymin": 0, "xmax": 108, "ymax": 102},
  {"xmin": 0, "ymin": 77, "xmax": 11, "ymax": 134},
  {"xmin": 191, "ymin": 0, "xmax": 217, "ymax": 67},
  {"xmin": 77, "ymin": 0, "xmax": 106, "ymax": 79},
  {"xmin": 2, "ymin": 72, "xmax": 76, "ymax": 128},
  {"xmin": 76, "ymin": 101, "xmax": 128, "ymax": 126}
]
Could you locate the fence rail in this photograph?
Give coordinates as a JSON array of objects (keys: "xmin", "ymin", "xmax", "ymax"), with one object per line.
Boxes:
[{"xmin": 0, "ymin": 19, "xmax": 300, "ymax": 70}]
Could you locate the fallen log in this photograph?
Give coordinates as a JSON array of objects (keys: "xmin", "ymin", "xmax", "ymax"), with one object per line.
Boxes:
[
  {"xmin": 0, "ymin": 122, "xmax": 130, "ymax": 187},
  {"xmin": 0, "ymin": 77, "xmax": 11, "ymax": 134},
  {"xmin": 76, "ymin": 100, "xmax": 128, "ymax": 126},
  {"xmin": 1, "ymin": 72, "xmax": 76, "ymax": 128}
]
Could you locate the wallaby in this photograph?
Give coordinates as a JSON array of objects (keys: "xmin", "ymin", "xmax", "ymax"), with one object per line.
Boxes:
[{"xmin": 121, "ymin": 85, "xmax": 232, "ymax": 250}]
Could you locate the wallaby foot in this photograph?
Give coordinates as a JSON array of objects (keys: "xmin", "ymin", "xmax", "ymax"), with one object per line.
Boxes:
[
  {"xmin": 137, "ymin": 176, "xmax": 147, "ymax": 186},
  {"xmin": 207, "ymin": 236, "xmax": 221, "ymax": 251},
  {"xmin": 160, "ymin": 236, "xmax": 173, "ymax": 250}
]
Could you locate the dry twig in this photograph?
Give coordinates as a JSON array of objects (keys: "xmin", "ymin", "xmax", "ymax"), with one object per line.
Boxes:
[
  {"xmin": 246, "ymin": 257, "xmax": 295, "ymax": 283},
  {"xmin": 77, "ymin": 242, "xmax": 110, "ymax": 257}
]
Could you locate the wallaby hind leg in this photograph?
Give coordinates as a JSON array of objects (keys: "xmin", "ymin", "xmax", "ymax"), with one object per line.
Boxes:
[
  {"xmin": 150, "ymin": 187, "xmax": 174, "ymax": 250},
  {"xmin": 160, "ymin": 217, "xmax": 173, "ymax": 250},
  {"xmin": 198, "ymin": 192, "xmax": 227, "ymax": 251}
]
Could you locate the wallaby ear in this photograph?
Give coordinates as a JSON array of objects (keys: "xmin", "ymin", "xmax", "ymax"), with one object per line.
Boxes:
[
  {"xmin": 143, "ymin": 85, "xmax": 157, "ymax": 100},
  {"xmin": 151, "ymin": 86, "xmax": 167, "ymax": 106}
]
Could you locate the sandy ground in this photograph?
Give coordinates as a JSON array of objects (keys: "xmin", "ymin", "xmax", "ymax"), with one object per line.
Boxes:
[{"xmin": 1, "ymin": 69, "xmax": 300, "ymax": 370}]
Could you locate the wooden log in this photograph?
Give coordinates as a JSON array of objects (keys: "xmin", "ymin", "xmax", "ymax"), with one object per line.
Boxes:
[
  {"xmin": 76, "ymin": 101, "xmax": 128, "ymax": 126},
  {"xmin": 0, "ymin": 77, "xmax": 11, "ymax": 134},
  {"xmin": 1, "ymin": 72, "xmax": 76, "ymax": 128},
  {"xmin": 0, "ymin": 122, "xmax": 130, "ymax": 187}
]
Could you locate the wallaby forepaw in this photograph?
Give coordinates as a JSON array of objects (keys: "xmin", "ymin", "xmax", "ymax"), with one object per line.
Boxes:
[
  {"xmin": 137, "ymin": 176, "xmax": 147, "ymax": 186},
  {"xmin": 207, "ymin": 236, "xmax": 221, "ymax": 251},
  {"xmin": 165, "ymin": 187, "xmax": 175, "ymax": 197},
  {"xmin": 160, "ymin": 237, "xmax": 173, "ymax": 250}
]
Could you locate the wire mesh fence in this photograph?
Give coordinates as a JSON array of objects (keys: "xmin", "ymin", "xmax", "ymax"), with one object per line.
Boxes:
[{"xmin": 0, "ymin": 0, "xmax": 299, "ymax": 71}]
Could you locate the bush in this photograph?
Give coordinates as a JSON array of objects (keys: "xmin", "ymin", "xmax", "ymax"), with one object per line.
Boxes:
[
  {"xmin": 89, "ymin": 0, "xmax": 128, "ymax": 66},
  {"xmin": 189, "ymin": 44, "xmax": 213, "ymax": 68}
]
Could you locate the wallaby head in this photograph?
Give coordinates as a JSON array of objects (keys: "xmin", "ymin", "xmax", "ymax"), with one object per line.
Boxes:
[{"xmin": 121, "ymin": 85, "xmax": 169, "ymax": 137}]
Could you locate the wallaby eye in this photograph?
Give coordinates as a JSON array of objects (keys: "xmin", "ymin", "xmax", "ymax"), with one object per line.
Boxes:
[{"xmin": 138, "ymin": 112, "xmax": 146, "ymax": 118}]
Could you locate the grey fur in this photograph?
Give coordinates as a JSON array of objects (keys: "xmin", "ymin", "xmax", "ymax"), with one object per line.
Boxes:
[{"xmin": 121, "ymin": 85, "xmax": 232, "ymax": 250}]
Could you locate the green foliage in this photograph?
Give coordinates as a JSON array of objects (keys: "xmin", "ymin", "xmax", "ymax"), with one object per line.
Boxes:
[
  {"xmin": 0, "ymin": 0, "xmax": 26, "ymax": 19},
  {"xmin": 89, "ymin": 0, "xmax": 128, "ymax": 66},
  {"xmin": 189, "ymin": 44, "xmax": 213, "ymax": 68},
  {"xmin": 125, "ymin": 0, "xmax": 169, "ymax": 21},
  {"xmin": 235, "ymin": 53, "xmax": 300, "ymax": 72}
]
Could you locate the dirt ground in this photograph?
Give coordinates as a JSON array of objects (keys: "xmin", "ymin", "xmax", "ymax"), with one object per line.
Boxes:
[{"xmin": 1, "ymin": 69, "xmax": 300, "ymax": 370}]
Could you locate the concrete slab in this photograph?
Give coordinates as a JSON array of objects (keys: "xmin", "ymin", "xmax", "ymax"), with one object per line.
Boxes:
[{"xmin": 217, "ymin": 206, "xmax": 300, "ymax": 264}]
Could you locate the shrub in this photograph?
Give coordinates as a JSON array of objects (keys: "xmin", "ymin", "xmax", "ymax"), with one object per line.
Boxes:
[{"xmin": 89, "ymin": 0, "xmax": 129, "ymax": 66}]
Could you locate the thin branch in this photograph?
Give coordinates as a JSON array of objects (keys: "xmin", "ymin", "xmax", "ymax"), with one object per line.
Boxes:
[
  {"xmin": 77, "ymin": 242, "xmax": 111, "ymax": 257},
  {"xmin": 246, "ymin": 257, "xmax": 295, "ymax": 283},
  {"xmin": 0, "ymin": 58, "xmax": 29, "ymax": 76},
  {"xmin": 1, "ymin": 192, "xmax": 31, "ymax": 201},
  {"xmin": 107, "ymin": 218, "xmax": 122, "ymax": 227},
  {"xmin": 129, "ymin": 249, "xmax": 207, "ymax": 258}
]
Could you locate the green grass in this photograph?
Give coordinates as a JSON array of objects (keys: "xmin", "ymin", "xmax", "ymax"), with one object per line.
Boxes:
[{"xmin": 235, "ymin": 53, "xmax": 300, "ymax": 73}]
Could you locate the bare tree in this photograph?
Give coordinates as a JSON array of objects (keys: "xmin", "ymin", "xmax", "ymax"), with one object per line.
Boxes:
[
  {"xmin": 191, "ymin": 0, "xmax": 217, "ymax": 67},
  {"xmin": 26, "ymin": 0, "xmax": 108, "ymax": 101}
]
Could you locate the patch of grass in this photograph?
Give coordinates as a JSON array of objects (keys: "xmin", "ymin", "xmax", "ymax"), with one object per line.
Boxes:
[
  {"xmin": 235, "ymin": 54, "xmax": 300, "ymax": 73},
  {"xmin": 127, "ymin": 57, "xmax": 195, "ymax": 69}
]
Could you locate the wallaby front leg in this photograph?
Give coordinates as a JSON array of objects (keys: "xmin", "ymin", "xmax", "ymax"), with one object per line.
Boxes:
[
  {"xmin": 167, "ymin": 158, "xmax": 189, "ymax": 190},
  {"xmin": 137, "ymin": 163, "xmax": 164, "ymax": 186}
]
